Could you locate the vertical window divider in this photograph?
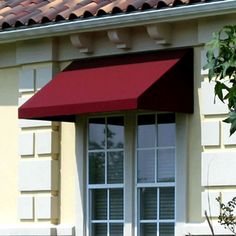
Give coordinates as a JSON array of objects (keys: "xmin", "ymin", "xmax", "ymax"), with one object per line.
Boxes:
[
  {"xmin": 134, "ymin": 113, "xmax": 139, "ymax": 236},
  {"xmin": 107, "ymin": 189, "xmax": 110, "ymax": 236},
  {"xmin": 124, "ymin": 111, "xmax": 136, "ymax": 236},
  {"xmin": 155, "ymin": 113, "xmax": 158, "ymax": 188},
  {"xmin": 157, "ymin": 188, "xmax": 160, "ymax": 236},
  {"xmin": 86, "ymin": 117, "xmax": 91, "ymax": 236},
  {"xmin": 105, "ymin": 117, "xmax": 108, "ymax": 185}
]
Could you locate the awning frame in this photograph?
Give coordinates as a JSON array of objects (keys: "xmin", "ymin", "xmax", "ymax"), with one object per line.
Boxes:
[{"xmin": 19, "ymin": 49, "xmax": 193, "ymax": 122}]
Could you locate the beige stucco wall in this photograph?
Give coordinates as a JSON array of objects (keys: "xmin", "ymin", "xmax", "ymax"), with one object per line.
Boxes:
[
  {"xmin": 60, "ymin": 122, "xmax": 76, "ymax": 224},
  {"xmin": 0, "ymin": 67, "xmax": 19, "ymax": 223},
  {"xmin": 187, "ymin": 47, "xmax": 203, "ymax": 223}
]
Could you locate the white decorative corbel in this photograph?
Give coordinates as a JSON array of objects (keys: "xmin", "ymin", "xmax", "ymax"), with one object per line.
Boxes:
[
  {"xmin": 146, "ymin": 23, "xmax": 172, "ymax": 45},
  {"xmin": 70, "ymin": 33, "xmax": 93, "ymax": 53},
  {"xmin": 107, "ymin": 28, "xmax": 131, "ymax": 49}
]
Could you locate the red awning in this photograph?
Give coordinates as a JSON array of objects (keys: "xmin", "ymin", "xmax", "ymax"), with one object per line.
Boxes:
[{"xmin": 18, "ymin": 50, "xmax": 193, "ymax": 121}]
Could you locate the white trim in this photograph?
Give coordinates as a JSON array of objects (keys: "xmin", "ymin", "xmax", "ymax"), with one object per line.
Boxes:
[
  {"xmin": 184, "ymin": 222, "xmax": 235, "ymax": 235},
  {"xmin": 88, "ymin": 184, "xmax": 124, "ymax": 189},
  {"xmin": 175, "ymin": 113, "xmax": 189, "ymax": 236},
  {"xmin": 75, "ymin": 116, "xmax": 87, "ymax": 236},
  {"xmin": 0, "ymin": 225, "xmax": 75, "ymax": 236},
  {"xmin": 124, "ymin": 112, "xmax": 136, "ymax": 236},
  {"xmin": 1, "ymin": 0, "xmax": 236, "ymax": 44},
  {"xmin": 136, "ymin": 182, "xmax": 175, "ymax": 188}
]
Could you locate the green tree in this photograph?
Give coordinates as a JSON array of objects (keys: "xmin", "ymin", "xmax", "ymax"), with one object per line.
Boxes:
[
  {"xmin": 204, "ymin": 25, "xmax": 236, "ymax": 135},
  {"xmin": 204, "ymin": 25, "xmax": 236, "ymax": 236}
]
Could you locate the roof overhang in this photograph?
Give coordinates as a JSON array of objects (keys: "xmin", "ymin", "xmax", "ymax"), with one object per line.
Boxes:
[{"xmin": 0, "ymin": 0, "xmax": 236, "ymax": 44}]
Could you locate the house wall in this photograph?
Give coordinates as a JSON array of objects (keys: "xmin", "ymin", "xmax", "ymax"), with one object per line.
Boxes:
[
  {"xmin": 60, "ymin": 122, "xmax": 76, "ymax": 224},
  {"xmin": 187, "ymin": 47, "xmax": 203, "ymax": 223},
  {"xmin": 0, "ymin": 67, "xmax": 19, "ymax": 224},
  {"xmin": 184, "ymin": 16, "xmax": 236, "ymax": 235},
  {"xmin": 0, "ymin": 11, "xmax": 236, "ymax": 236}
]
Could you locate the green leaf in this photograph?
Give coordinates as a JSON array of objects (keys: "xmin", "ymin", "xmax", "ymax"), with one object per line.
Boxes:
[
  {"xmin": 223, "ymin": 111, "xmax": 236, "ymax": 136},
  {"xmin": 204, "ymin": 25, "xmax": 236, "ymax": 136},
  {"xmin": 214, "ymin": 81, "xmax": 227, "ymax": 102}
]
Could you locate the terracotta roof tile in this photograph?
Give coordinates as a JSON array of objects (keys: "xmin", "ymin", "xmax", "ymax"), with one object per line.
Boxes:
[{"xmin": 0, "ymin": 0, "xmax": 210, "ymax": 30}]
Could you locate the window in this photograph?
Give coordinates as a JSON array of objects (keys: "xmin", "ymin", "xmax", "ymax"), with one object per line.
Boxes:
[
  {"xmin": 87, "ymin": 113, "xmax": 176, "ymax": 236},
  {"xmin": 137, "ymin": 114, "xmax": 175, "ymax": 236},
  {"xmin": 88, "ymin": 117, "xmax": 125, "ymax": 236}
]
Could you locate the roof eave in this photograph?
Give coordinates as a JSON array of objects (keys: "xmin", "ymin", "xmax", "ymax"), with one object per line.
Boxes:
[{"xmin": 0, "ymin": 0, "xmax": 235, "ymax": 44}]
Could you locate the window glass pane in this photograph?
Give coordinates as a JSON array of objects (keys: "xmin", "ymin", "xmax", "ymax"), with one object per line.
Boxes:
[
  {"xmin": 140, "ymin": 188, "xmax": 157, "ymax": 220},
  {"xmin": 89, "ymin": 152, "xmax": 105, "ymax": 184},
  {"xmin": 157, "ymin": 114, "xmax": 175, "ymax": 147},
  {"xmin": 91, "ymin": 189, "xmax": 107, "ymax": 220},
  {"xmin": 138, "ymin": 115, "xmax": 156, "ymax": 148},
  {"xmin": 107, "ymin": 117, "xmax": 124, "ymax": 149},
  {"xmin": 157, "ymin": 149, "xmax": 175, "ymax": 182},
  {"xmin": 110, "ymin": 189, "xmax": 123, "ymax": 220},
  {"xmin": 159, "ymin": 223, "xmax": 175, "ymax": 236},
  {"xmin": 110, "ymin": 223, "xmax": 123, "ymax": 235},
  {"xmin": 137, "ymin": 150, "xmax": 155, "ymax": 183},
  {"xmin": 159, "ymin": 187, "xmax": 175, "ymax": 220},
  {"xmin": 108, "ymin": 151, "xmax": 123, "ymax": 184},
  {"xmin": 92, "ymin": 223, "xmax": 107, "ymax": 236},
  {"xmin": 89, "ymin": 118, "xmax": 105, "ymax": 150},
  {"xmin": 140, "ymin": 223, "xmax": 157, "ymax": 236}
]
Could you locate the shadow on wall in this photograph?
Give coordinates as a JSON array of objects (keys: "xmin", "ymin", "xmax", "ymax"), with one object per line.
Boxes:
[{"xmin": 0, "ymin": 69, "xmax": 19, "ymax": 106}]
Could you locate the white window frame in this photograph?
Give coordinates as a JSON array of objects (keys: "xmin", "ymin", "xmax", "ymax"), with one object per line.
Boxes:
[
  {"xmin": 135, "ymin": 112, "xmax": 176, "ymax": 236},
  {"xmin": 75, "ymin": 112, "xmax": 188, "ymax": 236},
  {"xmin": 87, "ymin": 115, "xmax": 125, "ymax": 236}
]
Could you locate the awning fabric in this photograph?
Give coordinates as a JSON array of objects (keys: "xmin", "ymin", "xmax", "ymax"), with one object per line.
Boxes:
[{"xmin": 18, "ymin": 50, "xmax": 193, "ymax": 122}]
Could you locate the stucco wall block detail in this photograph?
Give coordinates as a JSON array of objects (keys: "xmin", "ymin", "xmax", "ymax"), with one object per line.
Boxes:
[
  {"xmin": 201, "ymin": 81, "xmax": 228, "ymax": 115},
  {"xmin": 223, "ymin": 122, "xmax": 236, "ymax": 145},
  {"xmin": 202, "ymin": 191, "xmax": 236, "ymax": 218},
  {"xmin": 19, "ymin": 69, "xmax": 35, "ymax": 92},
  {"xmin": 19, "ymin": 160, "xmax": 58, "ymax": 191},
  {"xmin": 201, "ymin": 121, "xmax": 220, "ymax": 146},
  {"xmin": 16, "ymin": 39, "xmax": 57, "ymax": 65},
  {"xmin": 201, "ymin": 191, "xmax": 220, "ymax": 217},
  {"xmin": 19, "ymin": 133, "xmax": 34, "ymax": 156},
  {"xmin": 36, "ymin": 67, "xmax": 53, "ymax": 90},
  {"xmin": 0, "ymin": 226, "xmax": 56, "ymax": 236},
  {"xmin": 222, "ymin": 191, "xmax": 236, "ymax": 215},
  {"xmin": 0, "ymin": 225, "xmax": 75, "ymax": 236},
  {"xmin": 18, "ymin": 63, "xmax": 60, "ymax": 224},
  {"xmin": 19, "ymin": 119, "xmax": 51, "ymax": 128},
  {"xmin": 18, "ymin": 196, "xmax": 34, "ymax": 220},
  {"xmin": 200, "ymin": 50, "xmax": 208, "ymax": 75},
  {"xmin": 56, "ymin": 226, "xmax": 75, "ymax": 236},
  {"xmin": 35, "ymin": 131, "xmax": 59, "ymax": 155},
  {"xmin": 35, "ymin": 196, "xmax": 58, "ymax": 220},
  {"xmin": 202, "ymin": 152, "xmax": 236, "ymax": 186},
  {"xmin": 18, "ymin": 96, "xmax": 30, "ymax": 106}
]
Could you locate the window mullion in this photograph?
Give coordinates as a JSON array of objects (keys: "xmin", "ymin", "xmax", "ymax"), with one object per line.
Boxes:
[
  {"xmin": 105, "ymin": 117, "xmax": 108, "ymax": 185},
  {"xmin": 155, "ymin": 114, "xmax": 158, "ymax": 186},
  {"xmin": 157, "ymin": 188, "xmax": 160, "ymax": 236},
  {"xmin": 107, "ymin": 189, "xmax": 110, "ymax": 236},
  {"xmin": 124, "ymin": 112, "xmax": 136, "ymax": 236}
]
